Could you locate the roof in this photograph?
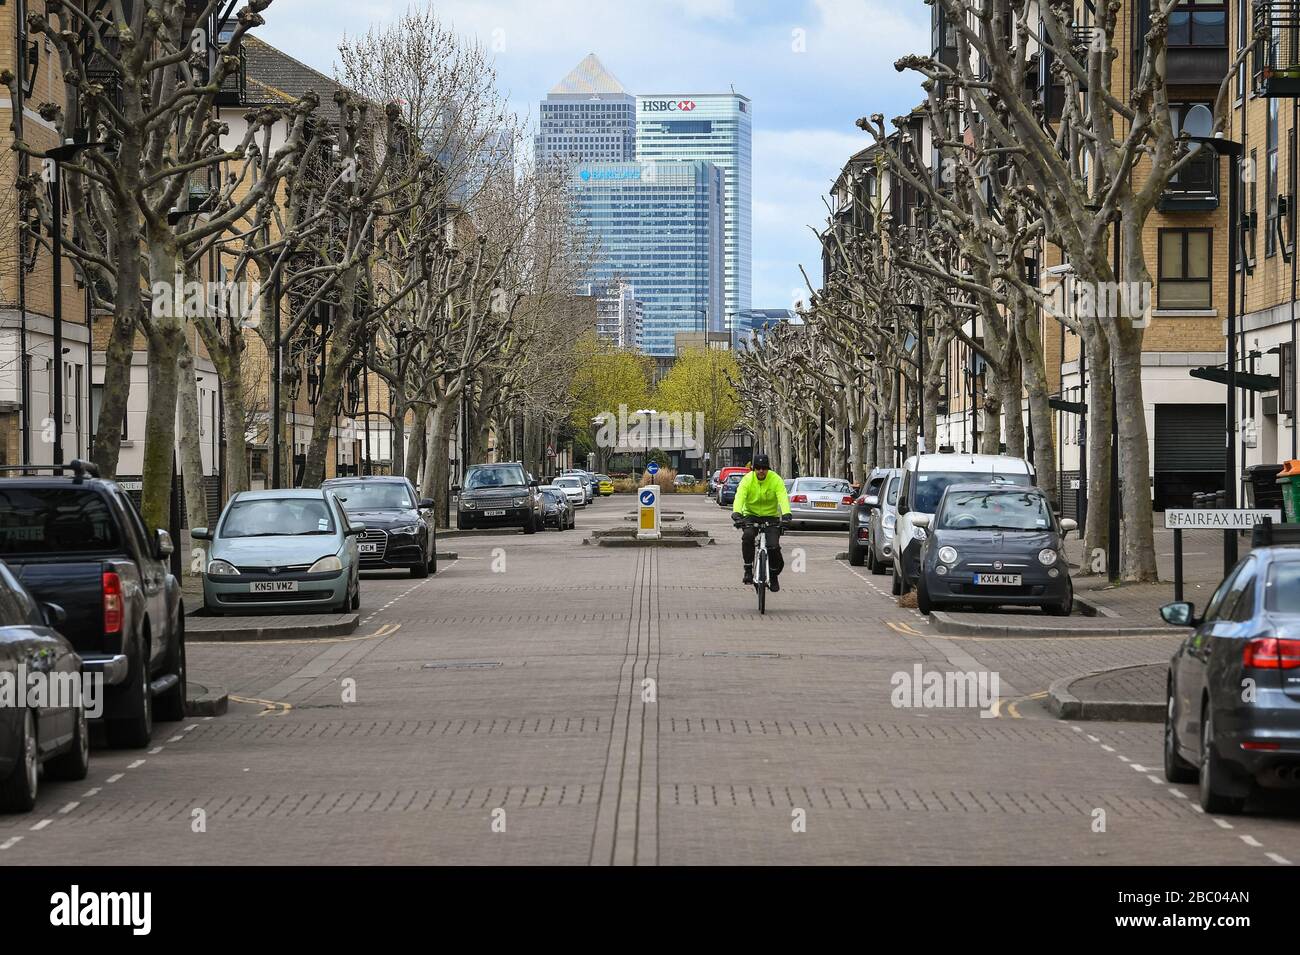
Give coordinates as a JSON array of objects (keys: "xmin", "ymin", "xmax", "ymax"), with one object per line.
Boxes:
[
  {"xmin": 906, "ymin": 453, "xmax": 1035, "ymax": 473},
  {"xmin": 232, "ymin": 488, "xmax": 330, "ymax": 501},
  {"xmin": 242, "ymin": 35, "xmax": 344, "ymax": 120},
  {"xmin": 321, "ymin": 476, "xmax": 411, "ymax": 485},
  {"xmin": 550, "ymin": 54, "xmax": 628, "ymax": 96}
]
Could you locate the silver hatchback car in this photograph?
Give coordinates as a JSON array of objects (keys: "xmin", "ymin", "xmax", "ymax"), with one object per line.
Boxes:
[{"xmin": 194, "ymin": 489, "xmax": 364, "ymax": 615}]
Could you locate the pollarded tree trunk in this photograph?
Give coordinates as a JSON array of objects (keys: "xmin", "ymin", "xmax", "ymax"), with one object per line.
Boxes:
[
  {"xmin": 176, "ymin": 331, "xmax": 208, "ymax": 569},
  {"xmin": 979, "ymin": 385, "xmax": 1003, "ymax": 456},
  {"xmin": 140, "ymin": 240, "xmax": 183, "ymax": 533},
  {"xmin": 421, "ymin": 401, "xmax": 454, "ymax": 518},
  {"xmin": 221, "ymin": 360, "xmax": 250, "ymax": 496},
  {"xmin": 92, "ymin": 307, "xmax": 138, "ymax": 479},
  {"xmin": 1082, "ymin": 334, "xmax": 1113, "ymax": 574},
  {"xmin": 1113, "ymin": 340, "xmax": 1157, "ymax": 581},
  {"xmin": 405, "ymin": 403, "xmax": 428, "ymax": 484},
  {"xmin": 1017, "ymin": 312, "xmax": 1058, "ymax": 512},
  {"xmin": 1001, "ymin": 337, "xmax": 1025, "ymax": 459}
]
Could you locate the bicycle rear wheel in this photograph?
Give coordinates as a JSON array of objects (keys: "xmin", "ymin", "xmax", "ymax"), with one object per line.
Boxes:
[{"xmin": 756, "ymin": 551, "xmax": 767, "ymax": 614}]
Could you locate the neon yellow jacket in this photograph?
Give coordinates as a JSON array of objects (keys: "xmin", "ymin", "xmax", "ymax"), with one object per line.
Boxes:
[{"xmin": 731, "ymin": 470, "xmax": 791, "ymax": 518}]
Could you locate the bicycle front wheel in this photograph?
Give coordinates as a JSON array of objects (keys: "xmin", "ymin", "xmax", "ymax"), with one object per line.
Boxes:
[{"xmin": 756, "ymin": 551, "xmax": 767, "ymax": 614}]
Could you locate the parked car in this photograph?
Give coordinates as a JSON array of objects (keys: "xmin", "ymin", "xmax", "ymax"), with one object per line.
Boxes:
[
  {"xmin": 707, "ymin": 470, "xmax": 722, "ymax": 497},
  {"xmin": 1161, "ymin": 546, "xmax": 1300, "ymax": 814},
  {"xmin": 0, "ymin": 460, "xmax": 186, "ymax": 748},
  {"xmin": 848, "ymin": 467, "xmax": 898, "ymax": 568},
  {"xmin": 718, "ymin": 473, "xmax": 744, "ymax": 508},
  {"xmin": 674, "ymin": 474, "xmax": 697, "ymax": 488},
  {"xmin": 717, "ymin": 466, "xmax": 751, "ymax": 490},
  {"xmin": 562, "ymin": 469, "xmax": 595, "ymax": 504},
  {"xmin": 553, "ymin": 475, "xmax": 588, "ymax": 507},
  {"xmin": 456, "ymin": 462, "xmax": 543, "ymax": 532},
  {"xmin": 539, "ymin": 487, "xmax": 575, "ymax": 530},
  {"xmin": 595, "ymin": 474, "xmax": 615, "ymax": 496},
  {"xmin": 911, "ymin": 483, "xmax": 1076, "ymax": 616},
  {"xmin": 866, "ymin": 470, "xmax": 903, "ymax": 575},
  {"xmin": 0, "ymin": 559, "xmax": 90, "ymax": 812},
  {"xmin": 321, "ymin": 476, "xmax": 436, "ymax": 578},
  {"xmin": 788, "ymin": 477, "xmax": 854, "ymax": 528},
  {"xmin": 892, "ymin": 453, "xmax": 1035, "ymax": 595},
  {"xmin": 195, "ymin": 488, "xmax": 363, "ymax": 616}
]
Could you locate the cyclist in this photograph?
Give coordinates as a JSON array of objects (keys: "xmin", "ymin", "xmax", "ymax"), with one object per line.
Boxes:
[{"xmin": 730, "ymin": 453, "xmax": 792, "ymax": 590}]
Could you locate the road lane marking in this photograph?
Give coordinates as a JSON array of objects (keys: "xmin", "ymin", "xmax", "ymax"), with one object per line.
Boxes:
[
  {"xmin": 1168, "ymin": 788, "xmax": 1188, "ymax": 799},
  {"xmin": 1, "ymin": 837, "xmax": 22, "ymax": 850},
  {"xmin": 82, "ymin": 788, "xmax": 100, "ymax": 798},
  {"xmin": 149, "ymin": 747, "xmax": 163, "ymax": 754},
  {"xmin": 1213, "ymin": 818, "xmax": 1233, "ymax": 829},
  {"xmin": 1267, "ymin": 853, "xmax": 1292, "ymax": 865},
  {"xmin": 106, "ymin": 773, "xmax": 123, "ymax": 783},
  {"xmin": 127, "ymin": 759, "xmax": 145, "ymax": 769},
  {"xmin": 1241, "ymin": 835, "xmax": 1263, "ymax": 847},
  {"xmin": 30, "ymin": 819, "xmax": 51, "ymax": 831},
  {"xmin": 59, "ymin": 802, "xmax": 79, "ymax": 813}
]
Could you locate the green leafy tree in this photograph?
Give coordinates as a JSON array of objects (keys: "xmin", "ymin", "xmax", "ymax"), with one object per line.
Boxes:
[{"xmin": 653, "ymin": 347, "xmax": 741, "ymax": 465}]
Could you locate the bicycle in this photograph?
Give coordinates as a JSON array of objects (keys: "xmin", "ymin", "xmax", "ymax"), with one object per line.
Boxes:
[{"xmin": 738, "ymin": 515, "xmax": 783, "ymax": 614}]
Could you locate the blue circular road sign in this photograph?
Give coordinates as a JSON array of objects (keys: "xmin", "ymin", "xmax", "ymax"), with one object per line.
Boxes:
[
  {"xmin": 647, "ymin": 461, "xmax": 659, "ymax": 475},
  {"xmin": 639, "ymin": 489, "xmax": 655, "ymax": 506}
]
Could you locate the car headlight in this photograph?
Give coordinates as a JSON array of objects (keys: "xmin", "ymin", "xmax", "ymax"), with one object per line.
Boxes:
[
  {"xmin": 463, "ymin": 500, "xmax": 476, "ymax": 509},
  {"xmin": 206, "ymin": 559, "xmax": 239, "ymax": 576},
  {"xmin": 513, "ymin": 498, "xmax": 524, "ymax": 506},
  {"xmin": 883, "ymin": 513, "xmax": 895, "ymax": 530},
  {"xmin": 390, "ymin": 524, "xmax": 421, "ymax": 536},
  {"xmin": 1038, "ymin": 548, "xmax": 1058, "ymax": 566},
  {"xmin": 937, "ymin": 546, "xmax": 958, "ymax": 566},
  {"xmin": 309, "ymin": 555, "xmax": 343, "ymax": 573}
]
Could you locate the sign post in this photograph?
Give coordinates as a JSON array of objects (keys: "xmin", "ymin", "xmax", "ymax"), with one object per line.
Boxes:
[
  {"xmin": 1165, "ymin": 509, "xmax": 1281, "ymax": 601},
  {"xmin": 638, "ymin": 485, "xmax": 661, "ymax": 540}
]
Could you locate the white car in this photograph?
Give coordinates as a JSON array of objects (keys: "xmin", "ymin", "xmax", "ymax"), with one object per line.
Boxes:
[
  {"xmin": 554, "ymin": 475, "xmax": 587, "ymax": 506},
  {"xmin": 891, "ymin": 453, "xmax": 1035, "ymax": 596}
]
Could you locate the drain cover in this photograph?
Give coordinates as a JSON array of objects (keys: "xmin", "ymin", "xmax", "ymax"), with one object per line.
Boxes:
[{"xmin": 422, "ymin": 661, "xmax": 503, "ymax": 670}]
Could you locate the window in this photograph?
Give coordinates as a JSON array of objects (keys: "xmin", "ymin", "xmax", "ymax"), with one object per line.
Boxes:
[
  {"xmin": 1282, "ymin": 343, "xmax": 1296, "ymax": 415},
  {"xmin": 1158, "ymin": 229, "xmax": 1213, "ymax": 308},
  {"xmin": 0, "ymin": 488, "xmax": 120, "ymax": 555},
  {"xmin": 1168, "ymin": 0, "xmax": 1226, "ymax": 46},
  {"xmin": 1168, "ymin": 104, "xmax": 1218, "ymax": 197},
  {"xmin": 1268, "ymin": 98, "xmax": 1279, "ymax": 258}
]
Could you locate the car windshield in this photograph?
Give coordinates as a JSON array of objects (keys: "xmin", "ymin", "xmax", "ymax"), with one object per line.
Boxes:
[
  {"xmin": 1266, "ymin": 561, "xmax": 1300, "ymax": 613},
  {"xmin": 466, "ymin": 465, "xmax": 527, "ymax": 490},
  {"xmin": 938, "ymin": 489, "xmax": 1051, "ymax": 531},
  {"xmin": 914, "ymin": 471, "xmax": 1030, "ymax": 514},
  {"xmin": 798, "ymin": 479, "xmax": 850, "ymax": 494},
  {"xmin": 726, "ymin": 475, "xmax": 743, "ymax": 486},
  {"xmin": 0, "ymin": 488, "xmax": 120, "ymax": 554},
  {"xmin": 329, "ymin": 482, "xmax": 413, "ymax": 510},
  {"xmin": 220, "ymin": 498, "xmax": 335, "ymax": 538},
  {"xmin": 556, "ymin": 478, "xmax": 580, "ymax": 487}
]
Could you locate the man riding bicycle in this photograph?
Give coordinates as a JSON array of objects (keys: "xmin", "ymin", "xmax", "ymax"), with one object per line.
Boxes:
[{"xmin": 730, "ymin": 453, "xmax": 792, "ymax": 590}]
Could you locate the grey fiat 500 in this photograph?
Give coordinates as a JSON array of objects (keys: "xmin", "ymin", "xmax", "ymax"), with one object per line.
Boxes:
[
  {"xmin": 194, "ymin": 489, "xmax": 364, "ymax": 615},
  {"xmin": 912, "ymin": 483, "xmax": 1077, "ymax": 617}
]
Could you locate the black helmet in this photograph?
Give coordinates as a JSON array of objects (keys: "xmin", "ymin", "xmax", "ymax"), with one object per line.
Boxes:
[{"xmin": 753, "ymin": 453, "xmax": 771, "ymax": 470}]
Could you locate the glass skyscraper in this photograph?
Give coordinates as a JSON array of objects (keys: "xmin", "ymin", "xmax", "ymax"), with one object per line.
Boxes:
[
  {"xmin": 571, "ymin": 161, "xmax": 725, "ymax": 357},
  {"xmin": 536, "ymin": 54, "xmax": 636, "ymax": 165},
  {"xmin": 635, "ymin": 93, "xmax": 752, "ymax": 334}
]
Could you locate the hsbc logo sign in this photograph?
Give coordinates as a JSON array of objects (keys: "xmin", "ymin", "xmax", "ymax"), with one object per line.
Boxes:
[{"xmin": 643, "ymin": 99, "xmax": 696, "ymax": 112}]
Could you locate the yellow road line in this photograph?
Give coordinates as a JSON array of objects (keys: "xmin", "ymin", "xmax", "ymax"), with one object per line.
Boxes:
[{"xmin": 229, "ymin": 695, "xmax": 293, "ymax": 717}]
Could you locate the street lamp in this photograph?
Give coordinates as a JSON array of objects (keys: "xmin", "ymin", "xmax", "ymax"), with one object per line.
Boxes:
[
  {"xmin": 43, "ymin": 138, "xmax": 107, "ymax": 466},
  {"xmin": 1186, "ymin": 105, "xmax": 1245, "ymax": 571}
]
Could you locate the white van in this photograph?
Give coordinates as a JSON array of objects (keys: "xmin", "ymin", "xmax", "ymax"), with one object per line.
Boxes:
[{"xmin": 891, "ymin": 453, "xmax": 1035, "ymax": 594}]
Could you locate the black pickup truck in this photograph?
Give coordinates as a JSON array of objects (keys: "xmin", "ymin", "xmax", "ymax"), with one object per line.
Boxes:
[{"xmin": 0, "ymin": 461, "xmax": 187, "ymax": 747}]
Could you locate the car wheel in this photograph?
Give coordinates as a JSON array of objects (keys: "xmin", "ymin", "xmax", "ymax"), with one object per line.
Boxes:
[
  {"xmin": 849, "ymin": 534, "xmax": 866, "ymax": 567},
  {"xmin": 459, "ymin": 515, "xmax": 473, "ymax": 531},
  {"xmin": 890, "ymin": 566, "xmax": 902, "ymax": 595},
  {"xmin": 428, "ymin": 543, "xmax": 437, "ymax": 575},
  {"xmin": 1199, "ymin": 704, "xmax": 1246, "ymax": 814},
  {"xmin": 1163, "ymin": 689, "xmax": 1197, "ymax": 784},
  {"xmin": 106, "ymin": 645, "xmax": 153, "ymax": 749},
  {"xmin": 523, "ymin": 514, "xmax": 537, "ymax": 534},
  {"xmin": 350, "ymin": 584, "xmax": 361, "ymax": 611},
  {"xmin": 917, "ymin": 575, "xmax": 933, "ymax": 615},
  {"xmin": 46, "ymin": 703, "xmax": 90, "ymax": 781},
  {"xmin": 154, "ymin": 614, "xmax": 187, "ymax": 723},
  {"xmin": 411, "ymin": 551, "xmax": 429, "ymax": 578},
  {"xmin": 0, "ymin": 709, "xmax": 38, "ymax": 813},
  {"xmin": 1043, "ymin": 581, "xmax": 1073, "ymax": 616}
]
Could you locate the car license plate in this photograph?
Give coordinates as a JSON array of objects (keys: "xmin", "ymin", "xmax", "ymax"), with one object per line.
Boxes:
[
  {"xmin": 251, "ymin": 581, "xmax": 298, "ymax": 593},
  {"xmin": 484, "ymin": 509, "xmax": 506, "ymax": 517},
  {"xmin": 973, "ymin": 573, "xmax": 1021, "ymax": 586},
  {"xmin": 814, "ymin": 501, "xmax": 837, "ymax": 509},
  {"xmin": 359, "ymin": 542, "xmax": 378, "ymax": 554}
]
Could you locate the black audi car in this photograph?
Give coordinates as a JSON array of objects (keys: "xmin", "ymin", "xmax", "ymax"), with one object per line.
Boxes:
[
  {"xmin": 321, "ymin": 476, "xmax": 437, "ymax": 577},
  {"xmin": 911, "ymin": 483, "xmax": 1076, "ymax": 616}
]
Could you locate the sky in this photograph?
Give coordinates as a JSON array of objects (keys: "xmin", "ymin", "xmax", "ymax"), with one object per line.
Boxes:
[{"xmin": 256, "ymin": 0, "xmax": 930, "ymax": 312}]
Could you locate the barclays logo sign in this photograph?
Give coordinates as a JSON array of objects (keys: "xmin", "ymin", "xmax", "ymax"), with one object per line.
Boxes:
[{"xmin": 579, "ymin": 168, "xmax": 642, "ymax": 181}]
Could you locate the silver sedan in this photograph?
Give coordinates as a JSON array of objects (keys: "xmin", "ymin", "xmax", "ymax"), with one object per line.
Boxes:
[{"xmin": 788, "ymin": 477, "xmax": 855, "ymax": 528}]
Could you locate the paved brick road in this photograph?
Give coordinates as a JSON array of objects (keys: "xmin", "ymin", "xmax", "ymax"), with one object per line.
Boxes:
[{"xmin": 3, "ymin": 495, "xmax": 1297, "ymax": 865}]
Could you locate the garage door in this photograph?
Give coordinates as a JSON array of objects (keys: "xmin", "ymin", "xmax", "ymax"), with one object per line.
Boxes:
[{"xmin": 1154, "ymin": 404, "xmax": 1226, "ymax": 472}]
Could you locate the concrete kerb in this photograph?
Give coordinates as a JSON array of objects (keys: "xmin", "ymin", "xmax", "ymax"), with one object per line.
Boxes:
[
  {"xmin": 187, "ymin": 613, "xmax": 360, "ymax": 642},
  {"xmin": 185, "ymin": 681, "xmax": 229, "ymax": 717},
  {"xmin": 1046, "ymin": 664, "xmax": 1167, "ymax": 722},
  {"xmin": 928, "ymin": 610, "xmax": 1174, "ymax": 638}
]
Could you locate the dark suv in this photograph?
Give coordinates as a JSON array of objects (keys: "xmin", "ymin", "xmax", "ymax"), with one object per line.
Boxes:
[
  {"xmin": 454, "ymin": 462, "xmax": 542, "ymax": 533},
  {"xmin": 321, "ymin": 476, "xmax": 437, "ymax": 577}
]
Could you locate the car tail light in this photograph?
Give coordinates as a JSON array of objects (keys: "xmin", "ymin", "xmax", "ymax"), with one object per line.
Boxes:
[
  {"xmin": 1241, "ymin": 741, "xmax": 1282, "ymax": 751},
  {"xmin": 841, "ymin": 495, "xmax": 854, "ymax": 505},
  {"xmin": 1242, "ymin": 637, "xmax": 1300, "ymax": 669},
  {"xmin": 791, "ymin": 494, "xmax": 808, "ymax": 503},
  {"xmin": 103, "ymin": 571, "xmax": 123, "ymax": 636}
]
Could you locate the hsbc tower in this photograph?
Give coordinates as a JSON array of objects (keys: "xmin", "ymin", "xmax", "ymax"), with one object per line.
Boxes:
[{"xmin": 636, "ymin": 93, "xmax": 752, "ymax": 337}]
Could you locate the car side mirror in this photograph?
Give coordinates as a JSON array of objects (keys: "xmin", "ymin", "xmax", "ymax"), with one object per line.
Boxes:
[
  {"xmin": 346, "ymin": 523, "xmax": 366, "ymax": 536},
  {"xmin": 419, "ymin": 498, "xmax": 435, "ymax": 509},
  {"xmin": 863, "ymin": 495, "xmax": 880, "ymax": 509},
  {"xmin": 42, "ymin": 602, "xmax": 67, "ymax": 629},
  {"xmin": 156, "ymin": 529, "xmax": 175, "ymax": 557},
  {"xmin": 1059, "ymin": 518, "xmax": 1078, "ymax": 536},
  {"xmin": 529, "ymin": 480, "xmax": 539, "ymax": 488},
  {"xmin": 911, "ymin": 513, "xmax": 932, "ymax": 529},
  {"xmin": 189, "ymin": 527, "xmax": 210, "ymax": 542},
  {"xmin": 1160, "ymin": 601, "xmax": 1198, "ymax": 627}
]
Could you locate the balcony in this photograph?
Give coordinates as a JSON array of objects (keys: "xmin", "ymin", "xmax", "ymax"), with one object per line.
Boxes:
[
  {"xmin": 1254, "ymin": 1, "xmax": 1300, "ymax": 96},
  {"xmin": 1159, "ymin": 149, "xmax": 1220, "ymax": 211},
  {"xmin": 1035, "ymin": 25, "xmax": 1095, "ymax": 121},
  {"xmin": 1161, "ymin": 1, "xmax": 1229, "ymax": 85}
]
